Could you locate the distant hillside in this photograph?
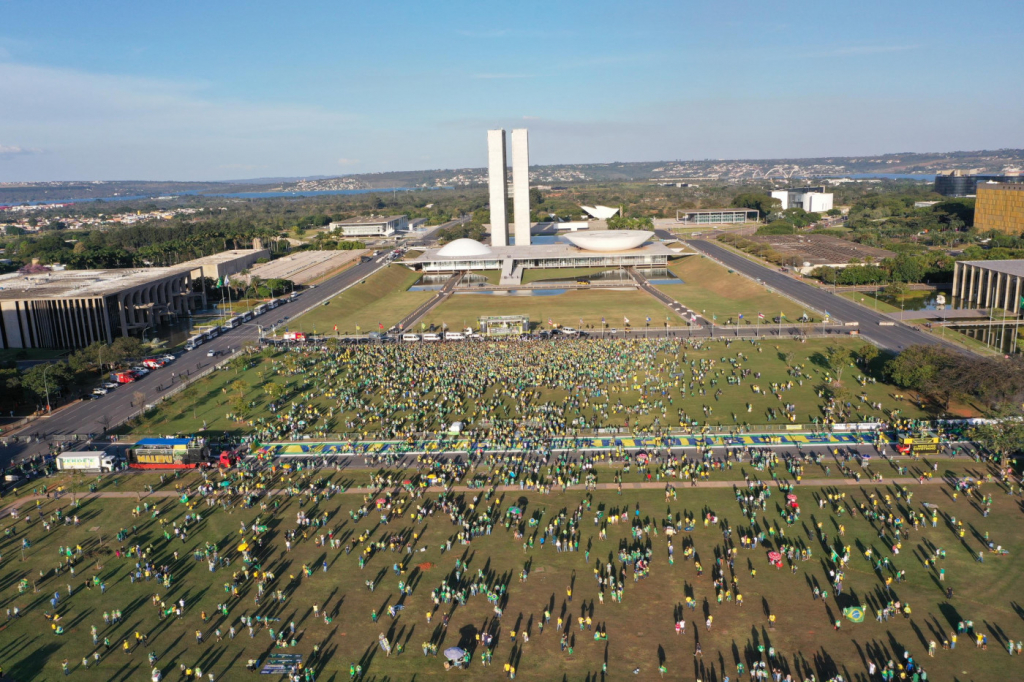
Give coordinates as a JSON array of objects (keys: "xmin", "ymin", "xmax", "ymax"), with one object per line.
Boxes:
[{"xmin": 3, "ymin": 149, "xmax": 1022, "ymax": 203}]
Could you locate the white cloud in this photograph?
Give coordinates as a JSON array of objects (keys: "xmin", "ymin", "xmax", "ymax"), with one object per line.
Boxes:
[
  {"xmin": 0, "ymin": 144, "xmax": 43, "ymax": 156},
  {"xmin": 0, "ymin": 60, "xmax": 360, "ymax": 180}
]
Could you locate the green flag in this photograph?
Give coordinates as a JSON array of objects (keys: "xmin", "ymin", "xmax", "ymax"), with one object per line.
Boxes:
[{"xmin": 216, "ymin": 277, "xmax": 223, "ymax": 288}]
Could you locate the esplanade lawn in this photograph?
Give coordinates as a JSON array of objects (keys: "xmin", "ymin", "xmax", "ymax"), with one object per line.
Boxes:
[{"xmin": 0, "ymin": 452, "xmax": 1019, "ymax": 681}]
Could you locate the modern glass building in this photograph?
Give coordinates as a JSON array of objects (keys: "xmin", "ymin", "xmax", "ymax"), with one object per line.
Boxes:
[
  {"xmin": 934, "ymin": 172, "xmax": 1023, "ymax": 197},
  {"xmin": 676, "ymin": 209, "xmax": 758, "ymax": 225}
]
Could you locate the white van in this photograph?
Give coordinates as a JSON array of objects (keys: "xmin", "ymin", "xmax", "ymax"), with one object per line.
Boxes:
[
  {"xmin": 559, "ymin": 327, "xmax": 579, "ymax": 336},
  {"xmin": 402, "ymin": 333, "xmax": 421, "ymax": 342},
  {"xmin": 444, "ymin": 332, "xmax": 465, "ymax": 341},
  {"xmin": 421, "ymin": 333, "xmax": 441, "ymax": 341}
]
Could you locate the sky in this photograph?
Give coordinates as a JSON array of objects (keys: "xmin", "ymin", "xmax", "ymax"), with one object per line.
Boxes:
[{"xmin": 1, "ymin": 0, "xmax": 1023, "ymax": 181}]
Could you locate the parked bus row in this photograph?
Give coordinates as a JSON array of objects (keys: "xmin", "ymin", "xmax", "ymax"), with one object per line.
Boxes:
[{"xmin": 185, "ymin": 296, "xmax": 294, "ymax": 350}]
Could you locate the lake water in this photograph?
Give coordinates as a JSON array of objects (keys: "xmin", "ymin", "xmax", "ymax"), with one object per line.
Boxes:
[
  {"xmin": 862, "ymin": 291, "xmax": 948, "ymax": 312},
  {"xmin": 455, "ymin": 289, "xmax": 568, "ymax": 297},
  {"xmin": 14, "ymin": 187, "xmax": 439, "ymax": 207},
  {"xmin": 409, "ymin": 274, "xmax": 452, "ymax": 291}
]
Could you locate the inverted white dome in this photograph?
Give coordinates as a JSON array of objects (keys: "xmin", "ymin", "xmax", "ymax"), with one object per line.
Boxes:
[
  {"xmin": 564, "ymin": 230, "xmax": 652, "ymax": 252},
  {"xmin": 437, "ymin": 238, "xmax": 492, "ymax": 257}
]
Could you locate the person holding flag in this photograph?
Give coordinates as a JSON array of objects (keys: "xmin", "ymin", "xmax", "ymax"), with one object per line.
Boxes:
[{"xmin": 623, "ymin": 316, "xmax": 630, "ymax": 328}]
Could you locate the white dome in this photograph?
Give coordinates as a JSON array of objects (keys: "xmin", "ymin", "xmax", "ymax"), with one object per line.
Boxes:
[
  {"xmin": 564, "ymin": 230, "xmax": 653, "ymax": 252},
  {"xmin": 437, "ymin": 238, "xmax": 492, "ymax": 257}
]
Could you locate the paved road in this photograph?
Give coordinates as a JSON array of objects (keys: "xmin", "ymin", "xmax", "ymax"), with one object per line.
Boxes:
[
  {"xmin": 409, "ymin": 216, "xmax": 468, "ymax": 247},
  {"xmin": 684, "ymin": 239, "xmax": 955, "ymax": 353},
  {"xmin": 396, "ymin": 272, "xmax": 463, "ymax": 332},
  {"xmin": 0, "ymin": 252, "xmax": 399, "ymax": 466}
]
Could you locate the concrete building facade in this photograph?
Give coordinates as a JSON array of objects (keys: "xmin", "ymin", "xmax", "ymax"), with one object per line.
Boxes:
[
  {"xmin": 511, "ymin": 128, "xmax": 531, "ymax": 246},
  {"xmin": 487, "ymin": 129, "xmax": 509, "ymax": 247},
  {"xmin": 0, "ymin": 267, "xmax": 199, "ymax": 349},
  {"xmin": 184, "ymin": 248, "xmax": 270, "ymax": 283},
  {"xmin": 771, "ymin": 187, "xmax": 834, "ymax": 213},
  {"xmin": 329, "ymin": 215, "xmax": 407, "ymax": 238},
  {"xmin": 951, "ymin": 260, "xmax": 1024, "ymax": 314},
  {"xmin": 974, "ymin": 183, "xmax": 1024, "ymax": 236}
]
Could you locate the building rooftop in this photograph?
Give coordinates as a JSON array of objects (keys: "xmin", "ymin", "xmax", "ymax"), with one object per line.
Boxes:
[
  {"xmin": 179, "ymin": 249, "xmax": 266, "ymax": 267},
  {"xmin": 411, "ymin": 238, "xmax": 676, "ymax": 263},
  {"xmin": 0, "ymin": 266, "xmax": 190, "ymax": 300},
  {"xmin": 330, "ymin": 215, "xmax": 406, "ymax": 226},
  {"xmin": 977, "ymin": 182, "xmax": 1024, "ymax": 192},
  {"xmin": 959, "ymin": 259, "xmax": 1024, "ymax": 277}
]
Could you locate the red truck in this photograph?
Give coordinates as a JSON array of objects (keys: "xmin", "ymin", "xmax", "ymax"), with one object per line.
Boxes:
[
  {"xmin": 283, "ymin": 332, "xmax": 307, "ymax": 341},
  {"xmin": 112, "ymin": 371, "xmax": 137, "ymax": 384}
]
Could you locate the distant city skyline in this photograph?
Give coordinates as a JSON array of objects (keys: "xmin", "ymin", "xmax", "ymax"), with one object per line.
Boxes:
[{"xmin": 1, "ymin": 0, "xmax": 1022, "ymax": 182}]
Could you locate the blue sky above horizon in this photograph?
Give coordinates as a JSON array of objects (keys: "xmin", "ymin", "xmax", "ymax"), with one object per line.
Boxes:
[{"xmin": 1, "ymin": 0, "xmax": 1022, "ymax": 181}]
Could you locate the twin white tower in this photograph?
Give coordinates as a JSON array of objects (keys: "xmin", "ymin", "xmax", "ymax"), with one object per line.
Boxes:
[{"xmin": 487, "ymin": 128, "xmax": 530, "ymax": 247}]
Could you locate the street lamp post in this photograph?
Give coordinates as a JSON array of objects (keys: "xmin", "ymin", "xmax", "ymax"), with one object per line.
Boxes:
[{"xmin": 42, "ymin": 363, "xmax": 53, "ymax": 413}]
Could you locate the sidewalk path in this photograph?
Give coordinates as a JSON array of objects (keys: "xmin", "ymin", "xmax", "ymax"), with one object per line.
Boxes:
[{"xmin": 1, "ymin": 475, "xmax": 947, "ymax": 517}]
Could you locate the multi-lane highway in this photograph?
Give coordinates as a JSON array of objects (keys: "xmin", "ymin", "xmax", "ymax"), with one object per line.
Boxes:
[
  {"xmin": 0, "ymin": 251, "xmax": 399, "ymax": 466},
  {"xmin": 683, "ymin": 239, "xmax": 957, "ymax": 353}
]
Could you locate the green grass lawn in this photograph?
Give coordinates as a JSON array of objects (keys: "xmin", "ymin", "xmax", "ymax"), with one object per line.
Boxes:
[
  {"xmin": 657, "ymin": 256, "xmax": 822, "ymax": 323},
  {"xmin": 420, "ymin": 288, "xmax": 680, "ymax": 333},
  {"xmin": 125, "ymin": 336, "xmax": 944, "ymax": 439},
  {"xmin": 1, "ymin": 463, "xmax": 1020, "ymax": 681},
  {"xmin": 290, "ymin": 265, "xmax": 433, "ymax": 335}
]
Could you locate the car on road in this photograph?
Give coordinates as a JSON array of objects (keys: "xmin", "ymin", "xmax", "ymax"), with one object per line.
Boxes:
[
  {"xmin": 160, "ymin": 354, "xmax": 176, "ymax": 363},
  {"xmin": 131, "ymin": 366, "xmax": 150, "ymax": 375},
  {"xmin": 207, "ymin": 350, "xmax": 219, "ymax": 357},
  {"xmin": 102, "ymin": 382, "xmax": 118, "ymax": 390},
  {"xmin": 92, "ymin": 387, "xmax": 108, "ymax": 396}
]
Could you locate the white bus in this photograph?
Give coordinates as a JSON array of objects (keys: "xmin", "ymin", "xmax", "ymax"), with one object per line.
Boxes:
[
  {"xmin": 268, "ymin": 299, "xmax": 280, "ymax": 309},
  {"xmin": 253, "ymin": 304, "xmax": 267, "ymax": 316},
  {"xmin": 224, "ymin": 316, "xmax": 242, "ymax": 329},
  {"xmin": 422, "ymin": 333, "xmax": 441, "ymax": 341},
  {"xmin": 241, "ymin": 311, "xmax": 253, "ymax": 322},
  {"xmin": 185, "ymin": 335, "xmax": 204, "ymax": 351}
]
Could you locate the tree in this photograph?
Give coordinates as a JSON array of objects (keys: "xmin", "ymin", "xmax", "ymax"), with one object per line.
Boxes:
[
  {"xmin": 857, "ymin": 344, "xmax": 880, "ymax": 366},
  {"xmin": 885, "ymin": 345, "xmax": 940, "ymax": 391},
  {"xmin": 881, "ymin": 281, "xmax": 907, "ymax": 299},
  {"xmin": 264, "ymin": 381, "xmax": 283, "ymax": 402},
  {"xmin": 731, "ymin": 193, "xmax": 781, "ymax": 219},
  {"xmin": 756, "ymin": 221, "xmax": 796, "ymax": 235},
  {"xmin": 21, "ymin": 362, "xmax": 73, "ymax": 404},
  {"xmin": 969, "ymin": 421, "xmax": 1024, "ymax": 469},
  {"xmin": 230, "ymin": 379, "xmax": 248, "ymax": 402},
  {"xmin": 887, "ymin": 254, "xmax": 925, "ymax": 283},
  {"xmin": 823, "ymin": 345, "xmax": 851, "ymax": 383}
]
